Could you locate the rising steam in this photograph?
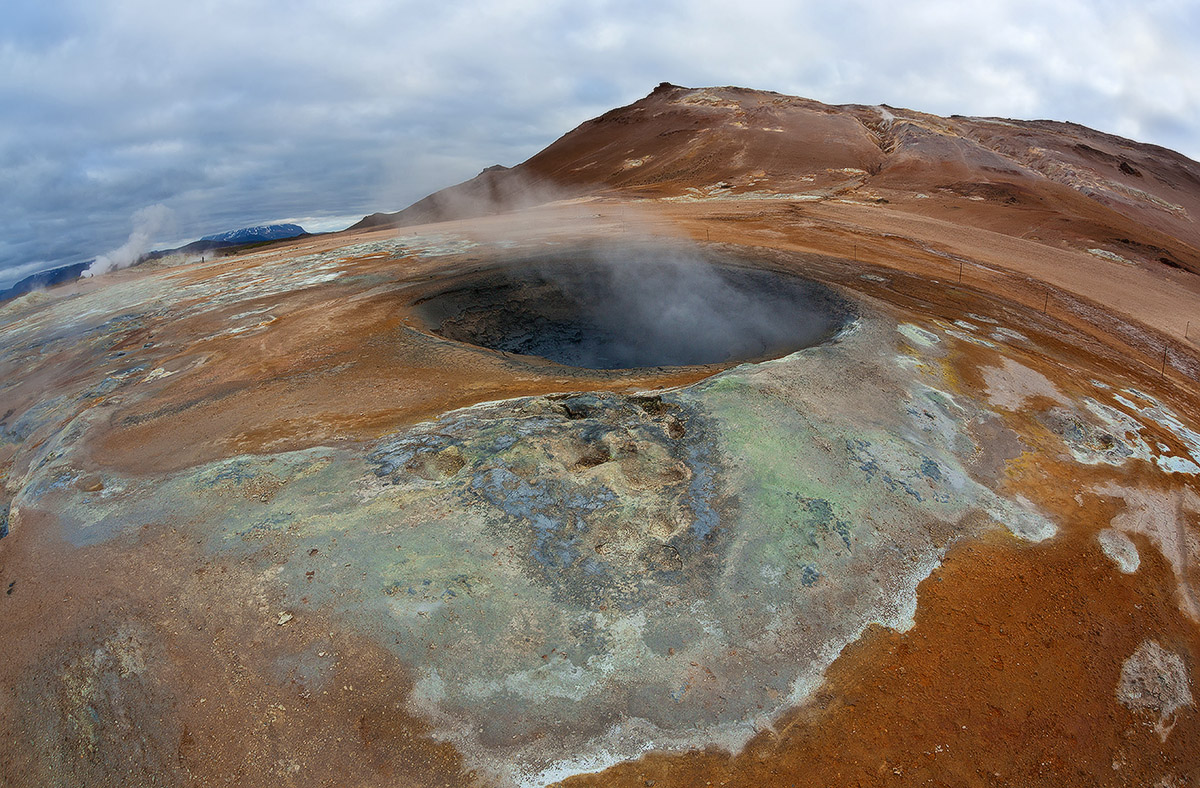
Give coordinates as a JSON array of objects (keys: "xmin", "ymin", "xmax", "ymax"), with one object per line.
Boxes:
[
  {"xmin": 415, "ymin": 241, "xmax": 854, "ymax": 370},
  {"xmin": 81, "ymin": 204, "xmax": 175, "ymax": 278}
]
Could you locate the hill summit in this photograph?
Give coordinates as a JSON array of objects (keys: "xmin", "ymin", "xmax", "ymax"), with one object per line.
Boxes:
[{"xmin": 354, "ymin": 83, "xmax": 1200, "ymax": 275}]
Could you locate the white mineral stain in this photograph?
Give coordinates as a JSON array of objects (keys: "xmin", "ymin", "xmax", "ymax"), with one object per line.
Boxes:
[
  {"xmin": 944, "ymin": 328, "xmax": 997, "ymax": 348},
  {"xmin": 520, "ymin": 742, "xmax": 653, "ymax": 788},
  {"xmin": 1097, "ymin": 482, "xmax": 1200, "ymax": 620},
  {"xmin": 985, "ymin": 494, "xmax": 1057, "ymax": 542},
  {"xmin": 981, "ymin": 357, "xmax": 1067, "ymax": 411},
  {"xmin": 1117, "ymin": 640, "xmax": 1194, "ymax": 741},
  {"xmin": 897, "ymin": 323, "xmax": 940, "ymax": 347},
  {"xmin": 1097, "ymin": 528, "xmax": 1140, "ymax": 573},
  {"xmin": 1157, "ymin": 455, "xmax": 1200, "ymax": 475},
  {"xmin": 989, "ymin": 326, "xmax": 1028, "ymax": 343},
  {"xmin": 1089, "ymin": 248, "xmax": 1137, "ymax": 266},
  {"xmin": 1115, "ymin": 390, "xmax": 1200, "ymax": 462}
]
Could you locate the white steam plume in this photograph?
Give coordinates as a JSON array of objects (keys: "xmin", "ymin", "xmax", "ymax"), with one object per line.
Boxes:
[{"xmin": 81, "ymin": 204, "xmax": 175, "ymax": 278}]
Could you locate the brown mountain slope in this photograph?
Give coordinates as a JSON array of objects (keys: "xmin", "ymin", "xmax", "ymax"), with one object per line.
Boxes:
[{"xmin": 353, "ymin": 83, "xmax": 1200, "ymax": 274}]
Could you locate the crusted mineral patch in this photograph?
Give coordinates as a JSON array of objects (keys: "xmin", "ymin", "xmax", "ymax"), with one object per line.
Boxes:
[
  {"xmin": 18, "ymin": 623, "xmax": 184, "ymax": 787},
  {"xmin": 981, "ymin": 356, "xmax": 1067, "ymax": 411},
  {"xmin": 1096, "ymin": 482, "xmax": 1200, "ymax": 619},
  {"xmin": 1098, "ymin": 527, "xmax": 1141, "ymax": 573},
  {"xmin": 1118, "ymin": 640, "xmax": 1195, "ymax": 740}
]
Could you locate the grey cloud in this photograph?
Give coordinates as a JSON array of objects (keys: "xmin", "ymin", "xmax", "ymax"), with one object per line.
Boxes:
[{"xmin": 1, "ymin": 0, "xmax": 1197, "ymax": 288}]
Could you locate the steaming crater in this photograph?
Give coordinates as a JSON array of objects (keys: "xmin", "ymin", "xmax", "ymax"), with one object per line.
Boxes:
[{"xmin": 413, "ymin": 246, "xmax": 854, "ymax": 369}]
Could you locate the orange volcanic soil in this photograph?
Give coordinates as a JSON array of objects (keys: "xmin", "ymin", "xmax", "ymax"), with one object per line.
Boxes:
[{"xmin": 1, "ymin": 85, "xmax": 1199, "ymax": 787}]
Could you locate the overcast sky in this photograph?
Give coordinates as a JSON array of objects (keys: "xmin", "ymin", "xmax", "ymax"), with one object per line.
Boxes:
[{"xmin": 2, "ymin": 0, "xmax": 1198, "ymax": 288}]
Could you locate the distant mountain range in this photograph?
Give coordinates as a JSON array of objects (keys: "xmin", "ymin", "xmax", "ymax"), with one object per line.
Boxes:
[
  {"xmin": 200, "ymin": 224, "xmax": 306, "ymax": 244},
  {"xmin": 0, "ymin": 262, "xmax": 91, "ymax": 304}
]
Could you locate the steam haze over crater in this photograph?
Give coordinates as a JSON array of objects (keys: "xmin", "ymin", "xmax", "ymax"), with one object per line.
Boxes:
[
  {"xmin": 416, "ymin": 244, "xmax": 855, "ymax": 370},
  {"xmin": 2, "ymin": 0, "xmax": 1198, "ymax": 288}
]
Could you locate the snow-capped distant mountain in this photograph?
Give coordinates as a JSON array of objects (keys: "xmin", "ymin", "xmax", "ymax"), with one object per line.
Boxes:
[{"xmin": 201, "ymin": 224, "xmax": 306, "ymax": 244}]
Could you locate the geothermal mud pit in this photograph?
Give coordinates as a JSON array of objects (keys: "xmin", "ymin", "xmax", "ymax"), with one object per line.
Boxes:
[{"xmin": 413, "ymin": 246, "xmax": 854, "ymax": 369}]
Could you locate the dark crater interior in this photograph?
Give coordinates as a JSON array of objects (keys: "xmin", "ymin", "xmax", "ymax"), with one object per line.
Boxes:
[{"xmin": 413, "ymin": 245, "xmax": 855, "ymax": 370}]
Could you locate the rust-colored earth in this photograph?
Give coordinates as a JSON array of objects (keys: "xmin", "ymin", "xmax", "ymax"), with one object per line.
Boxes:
[{"xmin": 2, "ymin": 84, "xmax": 1198, "ymax": 787}]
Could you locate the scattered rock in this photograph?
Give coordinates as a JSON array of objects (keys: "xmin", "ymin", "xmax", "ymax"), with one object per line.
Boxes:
[
  {"xmin": 77, "ymin": 474, "xmax": 105, "ymax": 493},
  {"xmin": 1042, "ymin": 407, "xmax": 1134, "ymax": 466},
  {"xmin": 1119, "ymin": 161, "xmax": 1142, "ymax": 177}
]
